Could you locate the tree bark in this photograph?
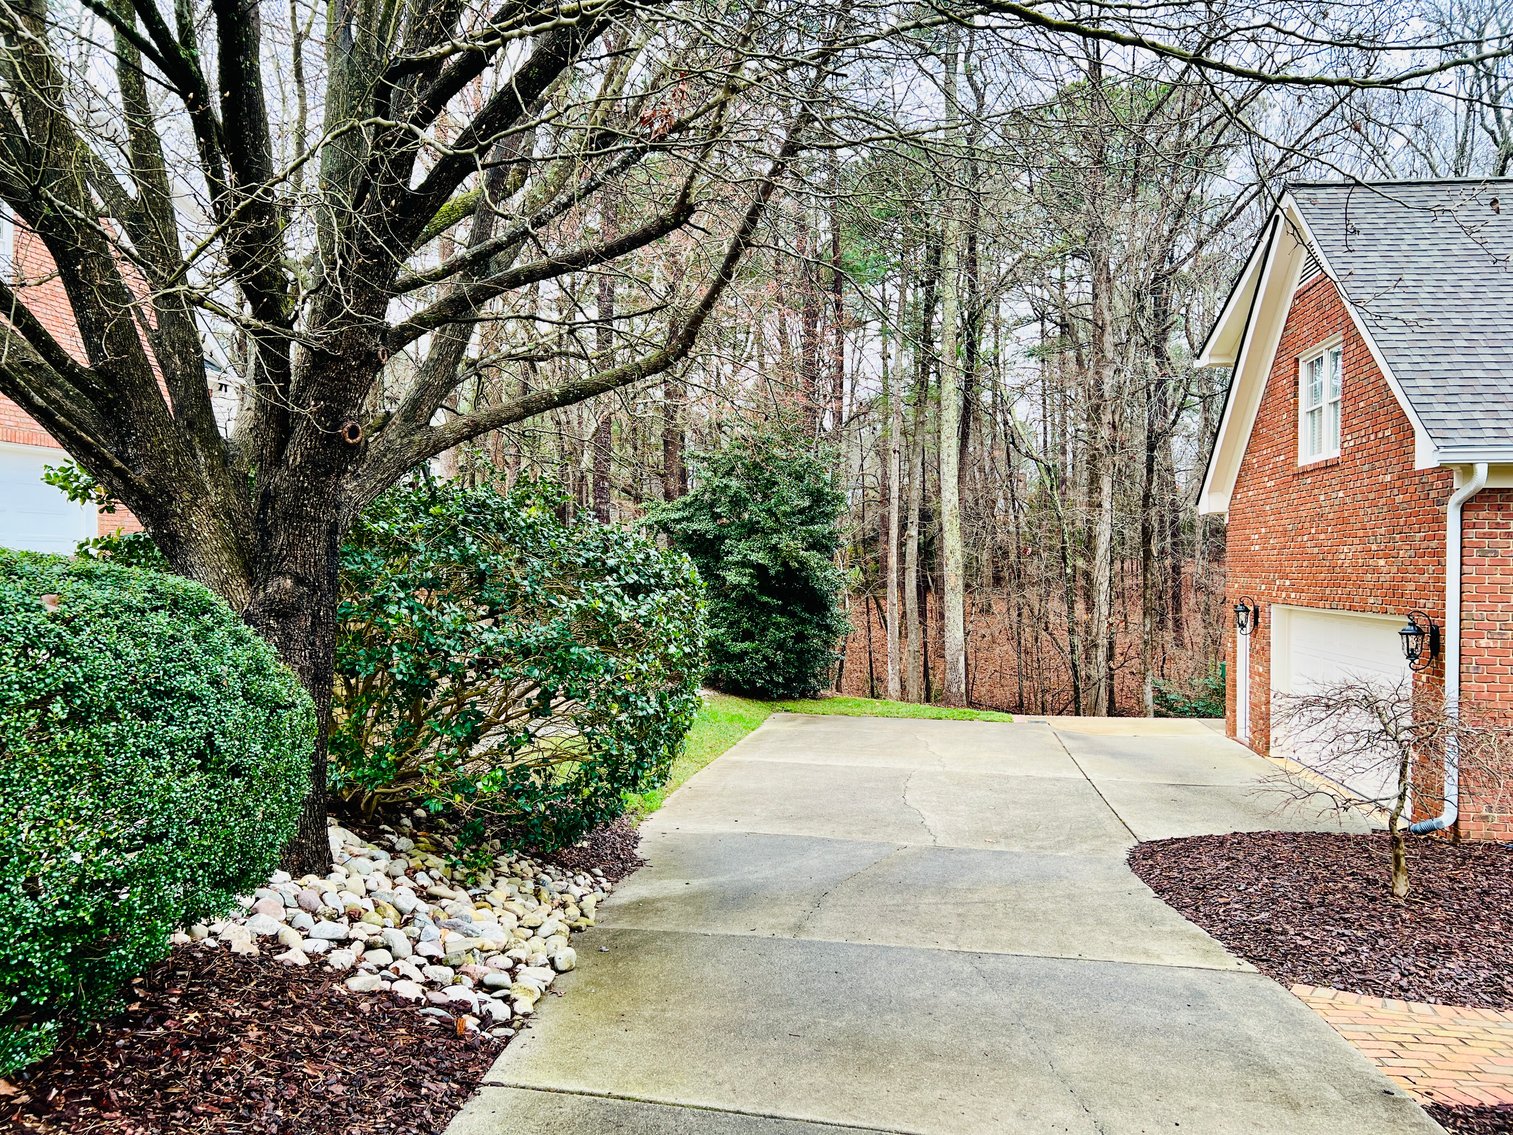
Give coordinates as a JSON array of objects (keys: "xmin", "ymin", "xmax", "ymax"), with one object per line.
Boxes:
[
  {"xmin": 936, "ymin": 34, "xmax": 968, "ymax": 707},
  {"xmin": 885, "ymin": 273, "xmax": 907, "ymax": 700},
  {"xmin": 238, "ymin": 481, "xmax": 344, "ymax": 876},
  {"xmin": 592, "ymin": 202, "xmax": 619, "ymax": 522},
  {"xmin": 663, "ymin": 374, "xmax": 686, "ymax": 499},
  {"xmin": 828, "ymin": 152, "xmax": 846, "ymax": 434},
  {"xmin": 903, "ymin": 228, "xmax": 940, "ymax": 704}
]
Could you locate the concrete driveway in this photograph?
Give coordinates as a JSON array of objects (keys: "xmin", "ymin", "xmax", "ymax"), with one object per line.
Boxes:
[{"xmin": 448, "ymin": 714, "xmax": 1437, "ymax": 1135}]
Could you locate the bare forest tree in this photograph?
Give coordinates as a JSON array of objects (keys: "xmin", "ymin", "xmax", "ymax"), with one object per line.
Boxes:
[{"xmin": 0, "ymin": 0, "xmax": 1508, "ymax": 870}]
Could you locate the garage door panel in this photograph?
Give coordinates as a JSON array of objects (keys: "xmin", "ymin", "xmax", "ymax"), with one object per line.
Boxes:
[
  {"xmin": 0, "ymin": 443, "xmax": 95, "ymax": 554},
  {"xmin": 1273, "ymin": 607, "xmax": 1408, "ymax": 806}
]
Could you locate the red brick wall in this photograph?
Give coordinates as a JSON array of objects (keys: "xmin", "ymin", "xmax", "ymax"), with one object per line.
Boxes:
[
  {"xmin": 0, "ymin": 227, "xmax": 139, "ymax": 538},
  {"xmin": 1223, "ymin": 273, "xmax": 1513, "ymax": 839},
  {"xmin": 1457, "ymin": 489, "xmax": 1513, "ymax": 839}
]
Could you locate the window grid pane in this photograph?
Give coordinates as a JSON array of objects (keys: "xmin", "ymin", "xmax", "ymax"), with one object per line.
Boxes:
[{"xmin": 1300, "ymin": 346, "xmax": 1342, "ymax": 460}]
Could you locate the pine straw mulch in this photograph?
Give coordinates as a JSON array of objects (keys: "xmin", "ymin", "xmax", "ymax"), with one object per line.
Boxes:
[
  {"xmin": 2, "ymin": 818, "xmax": 645, "ymax": 1135},
  {"xmin": 1130, "ymin": 831, "xmax": 1513, "ymax": 1135}
]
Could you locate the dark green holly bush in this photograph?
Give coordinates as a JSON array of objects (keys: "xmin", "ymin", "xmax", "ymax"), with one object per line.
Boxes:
[
  {"xmin": 652, "ymin": 422, "xmax": 849, "ymax": 698},
  {"xmin": 1153, "ymin": 668, "xmax": 1226, "ymax": 718},
  {"xmin": 0, "ymin": 552, "xmax": 314, "ymax": 1074},
  {"xmin": 330, "ymin": 477, "xmax": 705, "ymax": 850}
]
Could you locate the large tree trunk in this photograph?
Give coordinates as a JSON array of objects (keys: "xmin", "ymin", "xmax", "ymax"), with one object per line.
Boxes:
[
  {"xmin": 885, "ymin": 273, "xmax": 907, "ymax": 701},
  {"xmin": 828, "ymin": 153, "xmax": 846, "ymax": 434},
  {"xmin": 796, "ymin": 206, "xmax": 822, "ymax": 434},
  {"xmin": 239, "ymin": 484, "xmax": 344, "ymax": 876},
  {"xmin": 663, "ymin": 374, "xmax": 686, "ymax": 499},
  {"xmin": 936, "ymin": 35, "xmax": 967, "ymax": 707},
  {"xmin": 903, "ymin": 406, "xmax": 925, "ymax": 704}
]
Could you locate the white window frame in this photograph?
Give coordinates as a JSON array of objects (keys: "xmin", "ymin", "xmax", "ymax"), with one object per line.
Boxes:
[{"xmin": 1298, "ymin": 336, "xmax": 1343, "ymax": 465}]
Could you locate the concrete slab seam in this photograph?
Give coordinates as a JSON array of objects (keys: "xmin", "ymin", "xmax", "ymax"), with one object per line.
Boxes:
[{"xmin": 475, "ymin": 1082, "xmax": 918, "ymax": 1134}]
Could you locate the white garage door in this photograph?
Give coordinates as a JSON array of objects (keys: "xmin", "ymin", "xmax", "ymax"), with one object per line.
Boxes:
[
  {"xmin": 1271, "ymin": 606, "xmax": 1410, "ymax": 805},
  {"xmin": 0, "ymin": 442, "xmax": 95, "ymax": 554}
]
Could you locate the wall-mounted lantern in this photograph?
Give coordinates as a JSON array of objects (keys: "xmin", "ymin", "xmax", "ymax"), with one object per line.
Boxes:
[
  {"xmin": 1234, "ymin": 596, "xmax": 1260, "ymax": 636},
  {"xmin": 1399, "ymin": 611, "xmax": 1439, "ymax": 672}
]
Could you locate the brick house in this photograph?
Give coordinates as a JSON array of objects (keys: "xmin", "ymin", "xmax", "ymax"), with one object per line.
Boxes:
[
  {"xmin": 1198, "ymin": 178, "xmax": 1513, "ymax": 839},
  {"xmin": 0, "ymin": 221, "xmax": 154, "ymax": 552},
  {"xmin": 0, "ymin": 219, "xmax": 251, "ymax": 552}
]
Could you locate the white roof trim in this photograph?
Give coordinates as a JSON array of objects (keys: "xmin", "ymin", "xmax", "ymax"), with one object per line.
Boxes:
[
  {"xmin": 1198, "ymin": 214, "xmax": 1300, "ymax": 514},
  {"xmin": 1195, "ymin": 214, "xmax": 1276, "ymax": 370},
  {"xmin": 1197, "ymin": 193, "xmax": 1440, "ymax": 515}
]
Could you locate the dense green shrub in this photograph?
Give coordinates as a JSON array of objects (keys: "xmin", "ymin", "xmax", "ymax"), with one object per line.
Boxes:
[
  {"xmin": 1153, "ymin": 668, "xmax": 1226, "ymax": 718},
  {"xmin": 0, "ymin": 552, "xmax": 314, "ymax": 1074},
  {"xmin": 652, "ymin": 423, "xmax": 849, "ymax": 698},
  {"xmin": 330, "ymin": 477, "xmax": 705, "ymax": 850}
]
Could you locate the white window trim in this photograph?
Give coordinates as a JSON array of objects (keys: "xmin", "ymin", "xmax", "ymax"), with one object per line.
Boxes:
[{"xmin": 1297, "ymin": 334, "xmax": 1343, "ymax": 465}]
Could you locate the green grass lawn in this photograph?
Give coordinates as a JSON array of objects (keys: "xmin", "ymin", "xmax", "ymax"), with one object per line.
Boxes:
[{"xmin": 625, "ymin": 692, "xmax": 1012, "ymax": 818}]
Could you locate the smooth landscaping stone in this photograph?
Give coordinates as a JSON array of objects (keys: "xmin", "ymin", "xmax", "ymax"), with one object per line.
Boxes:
[
  {"xmin": 381, "ymin": 927, "xmax": 413, "ymax": 958},
  {"xmin": 243, "ymin": 913, "xmax": 282, "ymax": 936},
  {"xmin": 391, "ymin": 979, "xmax": 425, "ymax": 1002}
]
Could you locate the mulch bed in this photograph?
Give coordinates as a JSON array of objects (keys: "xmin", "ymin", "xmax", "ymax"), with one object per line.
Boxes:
[
  {"xmin": 1129, "ymin": 831, "xmax": 1513, "ymax": 1008},
  {"xmin": 1, "ymin": 948, "xmax": 503, "ymax": 1135},
  {"xmin": 542, "ymin": 815, "xmax": 644, "ymax": 883},
  {"xmin": 2, "ymin": 818, "xmax": 645, "ymax": 1135},
  {"xmin": 1429, "ymin": 1104, "xmax": 1513, "ymax": 1135},
  {"xmin": 1131, "ymin": 832, "xmax": 1513, "ymax": 1135}
]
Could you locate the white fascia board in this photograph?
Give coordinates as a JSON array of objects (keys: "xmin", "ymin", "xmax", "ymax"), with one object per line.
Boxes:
[
  {"xmin": 1195, "ymin": 216, "xmax": 1275, "ymax": 370},
  {"xmin": 1197, "ymin": 214, "xmax": 1302, "ymax": 515},
  {"xmin": 1283, "ymin": 197, "xmax": 1439, "ymax": 469}
]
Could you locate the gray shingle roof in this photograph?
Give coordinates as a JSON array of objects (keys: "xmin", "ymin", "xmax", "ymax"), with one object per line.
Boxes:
[{"xmin": 1289, "ymin": 179, "xmax": 1513, "ymax": 456}]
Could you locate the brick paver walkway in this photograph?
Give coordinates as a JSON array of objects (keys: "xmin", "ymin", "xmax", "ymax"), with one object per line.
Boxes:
[{"xmin": 1295, "ymin": 984, "xmax": 1513, "ymax": 1107}]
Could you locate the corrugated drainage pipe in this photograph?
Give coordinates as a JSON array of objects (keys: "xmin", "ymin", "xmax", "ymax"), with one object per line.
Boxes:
[{"xmin": 1410, "ymin": 461, "xmax": 1488, "ymax": 836}]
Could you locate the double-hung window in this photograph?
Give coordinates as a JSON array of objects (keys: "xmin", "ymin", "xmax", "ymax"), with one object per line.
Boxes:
[{"xmin": 1299, "ymin": 341, "xmax": 1342, "ymax": 463}]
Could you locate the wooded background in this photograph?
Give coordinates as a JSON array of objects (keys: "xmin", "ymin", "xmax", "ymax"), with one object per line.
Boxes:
[{"xmin": 447, "ymin": 1, "xmax": 1513, "ymax": 715}]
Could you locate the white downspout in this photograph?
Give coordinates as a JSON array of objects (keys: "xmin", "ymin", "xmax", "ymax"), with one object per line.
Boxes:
[{"xmin": 1410, "ymin": 461, "xmax": 1488, "ymax": 835}]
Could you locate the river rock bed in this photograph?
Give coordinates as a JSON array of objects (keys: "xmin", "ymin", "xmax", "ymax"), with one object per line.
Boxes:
[{"xmin": 183, "ymin": 815, "xmax": 612, "ymax": 1037}]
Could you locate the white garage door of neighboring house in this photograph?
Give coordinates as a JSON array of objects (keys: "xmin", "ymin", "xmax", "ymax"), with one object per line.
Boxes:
[
  {"xmin": 1271, "ymin": 606, "xmax": 1410, "ymax": 805},
  {"xmin": 0, "ymin": 442, "xmax": 95, "ymax": 554}
]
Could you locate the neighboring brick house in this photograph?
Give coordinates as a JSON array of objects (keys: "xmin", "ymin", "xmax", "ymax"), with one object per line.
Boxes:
[
  {"xmin": 0, "ymin": 220, "xmax": 253, "ymax": 552},
  {"xmin": 1198, "ymin": 178, "xmax": 1513, "ymax": 840},
  {"xmin": 0, "ymin": 222, "xmax": 149, "ymax": 551}
]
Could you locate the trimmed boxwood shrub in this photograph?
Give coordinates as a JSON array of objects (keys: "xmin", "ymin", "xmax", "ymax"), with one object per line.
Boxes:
[
  {"xmin": 0, "ymin": 552, "xmax": 315, "ymax": 1074},
  {"xmin": 652, "ymin": 422, "xmax": 849, "ymax": 698},
  {"xmin": 329, "ymin": 477, "xmax": 705, "ymax": 850}
]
